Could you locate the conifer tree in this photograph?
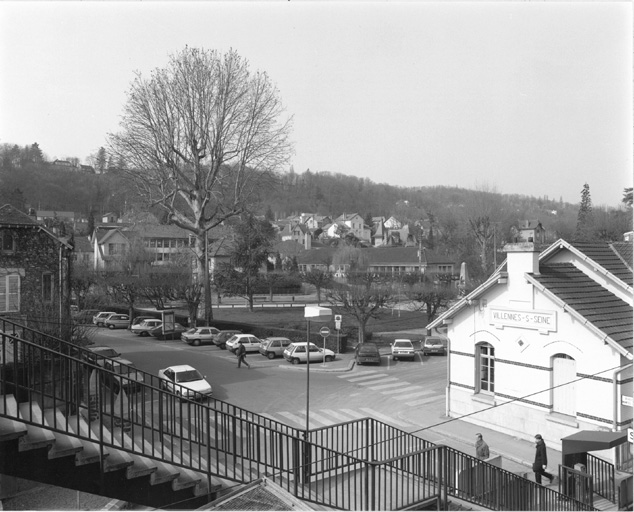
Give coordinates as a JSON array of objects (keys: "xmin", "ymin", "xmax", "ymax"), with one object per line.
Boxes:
[{"xmin": 575, "ymin": 183, "xmax": 594, "ymax": 241}]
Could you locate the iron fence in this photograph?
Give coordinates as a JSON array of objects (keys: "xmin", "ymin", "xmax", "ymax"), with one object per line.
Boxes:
[
  {"xmin": 0, "ymin": 317, "xmax": 598, "ymax": 511},
  {"xmin": 587, "ymin": 453, "xmax": 615, "ymax": 503}
]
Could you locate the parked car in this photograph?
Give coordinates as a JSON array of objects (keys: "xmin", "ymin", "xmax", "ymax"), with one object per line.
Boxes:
[
  {"xmin": 213, "ymin": 330, "xmax": 243, "ymax": 350},
  {"xmin": 93, "ymin": 311, "xmax": 117, "ymax": 327},
  {"xmin": 355, "ymin": 342, "xmax": 381, "ymax": 365},
  {"xmin": 157, "ymin": 364, "xmax": 212, "ymax": 400},
  {"xmin": 104, "ymin": 314, "xmax": 130, "ymax": 330},
  {"xmin": 73, "ymin": 309, "xmax": 100, "ymax": 324},
  {"xmin": 128, "ymin": 315, "xmax": 157, "ymax": 328},
  {"xmin": 83, "ymin": 345, "xmax": 122, "ymax": 367},
  {"xmin": 150, "ymin": 323, "xmax": 187, "ymax": 340},
  {"xmin": 422, "ymin": 336, "xmax": 447, "ymax": 356},
  {"xmin": 103, "ymin": 358, "xmax": 144, "ymax": 392},
  {"xmin": 225, "ymin": 334, "xmax": 263, "ymax": 353},
  {"xmin": 391, "ymin": 339, "xmax": 415, "ymax": 361},
  {"xmin": 283, "ymin": 342, "xmax": 335, "ymax": 365},
  {"xmin": 259, "ymin": 337, "xmax": 293, "ymax": 359},
  {"xmin": 130, "ymin": 319, "xmax": 163, "ymax": 336},
  {"xmin": 181, "ymin": 326, "xmax": 221, "ymax": 346}
]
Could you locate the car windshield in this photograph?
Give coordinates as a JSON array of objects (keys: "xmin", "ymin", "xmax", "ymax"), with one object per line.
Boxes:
[
  {"xmin": 176, "ymin": 370, "xmax": 203, "ymax": 383},
  {"xmin": 394, "ymin": 341, "xmax": 412, "ymax": 349},
  {"xmin": 427, "ymin": 339, "xmax": 442, "ymax": 346},
  {"xmin": 359, "ymin": 346, "xmax": 377, "ymax": 354}
]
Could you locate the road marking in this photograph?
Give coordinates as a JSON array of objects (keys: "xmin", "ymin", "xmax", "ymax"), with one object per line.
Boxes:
[
  {"xmin": 367, "ymin": 382, "xmax": 412, "ymax": 391},
  {"xmin": 406, "ymin": 395, "xmax": 444, "ymax": 406},
  {"xmin": 393, "ymin": 390, "xmax": 432, "ymax": 401},
  {"xmin": 345, "ymin": 373, "xmax": 390, "ymax": 382},
  {"xmin": 359, "ymin": 408, "xmax": 413, "ymax": 428},
  {"xmin": 357, "ymin": 377, "xmax": 400, "ymax": 385},
  {"xmin": 380, "ymin": 386, "xmax": 425, "ymax": 395},
  {"xmin": 339, "ymin": 370, "xmax": 379, "ymax": 378}
]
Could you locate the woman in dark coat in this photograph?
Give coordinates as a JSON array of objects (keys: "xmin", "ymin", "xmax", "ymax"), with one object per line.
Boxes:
[{"xmin": 533, "ymin": 434, "xmax": 554, "ymax": 484}]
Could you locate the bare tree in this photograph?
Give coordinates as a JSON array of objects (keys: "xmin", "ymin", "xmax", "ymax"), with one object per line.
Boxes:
[
  {"xmin": 326, "ymin": 273, "xmax": 395, "ymax": 344},
  {"xmin": 108, "ymin": 47, "xmax": 293, "ymax": 324}
]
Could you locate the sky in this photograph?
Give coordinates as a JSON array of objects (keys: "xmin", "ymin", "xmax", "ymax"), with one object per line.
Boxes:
[{"xmin": 1, "ymin": 1, "xmax": 632, "ymax": 208}]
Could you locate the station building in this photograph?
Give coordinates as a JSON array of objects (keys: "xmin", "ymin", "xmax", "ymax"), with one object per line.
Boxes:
[{"xmin": 427, "ymin": 239, "xmax": 633, "ymax": 466}]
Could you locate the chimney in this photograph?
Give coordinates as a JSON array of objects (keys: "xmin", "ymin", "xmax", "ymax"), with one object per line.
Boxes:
[
  {"xmin": 304, "ymin": 231, "xmax": 312, "ymax": 250},
  {"xmin": 503, "ymin": 242, "xmax": 540, "ymax": 276}
]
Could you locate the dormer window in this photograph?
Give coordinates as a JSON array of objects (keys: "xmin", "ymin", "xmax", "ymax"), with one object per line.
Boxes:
[{"xmin": 1, "ymin": 231, "xmax": 16, "ymax": 253}]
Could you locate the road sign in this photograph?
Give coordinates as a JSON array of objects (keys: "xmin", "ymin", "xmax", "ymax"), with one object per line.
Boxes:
[
  {"xmin": 334, "ymin": 315, "xmax": 342, "ymax": 330},
  {"xmin": 628, "ymin": 428, "xmax": 633, "ymax": 444},
  {"xmin": 319, "ymin": 326, "xmax": 331, "ymax": 338}
]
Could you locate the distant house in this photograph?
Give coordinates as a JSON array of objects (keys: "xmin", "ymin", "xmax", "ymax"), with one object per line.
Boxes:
[
  {"xmin": 384, "ymin": 216, "xmax": 402, "ymax": 229},
  {"xmin": 279, "ymin": 223, "xmax": 311, "ymax": 248},
  {"xmin": 35, "ymin": 210, "xmax": 76, "ymax": 223},
  {"xmin": 333, "ymin": 213, "xmax": 371, "ymax": 242},
  {"xmin": 52, "ymin": 160, "xmax": 72, "ymax": 167},
  {"xmin": 296, "ymin": 246, "xmax": 456, "ymax": 280},
  {"xmin": 72, "ymin": 235, "xmax": 94, "ymax": 267},
  {"xmin": 79, "ymin": 164, "xmax": 95, "ymax": 173},
  {"xmin": 0, "ymin": 204, "xmax": 73, "ymax": 332},
  {"xmin": 515, "ymin": 220, "xmax": 546, "ymax": 244}
]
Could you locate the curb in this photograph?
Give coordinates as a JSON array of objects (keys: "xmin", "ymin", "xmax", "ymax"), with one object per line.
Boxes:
[{"xmin": 279, "ymin": 358, "xmax": 355, "ymax": 373}]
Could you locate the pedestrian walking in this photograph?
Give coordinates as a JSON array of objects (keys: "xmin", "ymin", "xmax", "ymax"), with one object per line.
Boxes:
[
  {"xmin": 236, "ymin": 341, "xmax": 250, "ymax": 369},
  {"xmin": 533, "ymin": 434, "xmax": 554, "ymax": 485},
  {"xmin": 475, "ymin": 433, "xmax": 490, "ymax": 460}
]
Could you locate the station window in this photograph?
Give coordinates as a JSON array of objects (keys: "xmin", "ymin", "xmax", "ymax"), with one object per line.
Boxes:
[{"xmin": 477, "ymin": 343, "xmax": 495, "ymax": 395}]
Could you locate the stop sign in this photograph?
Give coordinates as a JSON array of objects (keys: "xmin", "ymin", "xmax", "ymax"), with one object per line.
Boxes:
[{"xmin": 319, "ymin": 326, "xmax": 331, "ymax": 337}]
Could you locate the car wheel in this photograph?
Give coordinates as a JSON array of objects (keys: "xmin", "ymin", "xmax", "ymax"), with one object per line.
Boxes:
[
  {"xmin": 220, "ymin": 344, "xmax": 226, "ymax": 350},
  {"xmin": 108, "ymin": 324, "xmax": 115, "ymax": 330},
  {"xmin": 140, "ymin": 331, "xmax": 147, "ymax": 337},
  {"xmin": 267, "ymin": 352, "xmax": 275, "ymax": 360},
  {"xmin": 393, "ymin": 355, "xmax": 398, "ymax": 361},
  {"xmin": 291, "ymin": 358, "xmax": 300, "ymax": 365},
  {"xmin": 194, "ymin": 339, "xmax": 200, "ymax": 346},
  {"xmin": 325, "ymin": 356, "xmax": 334, "ymax": 363}
]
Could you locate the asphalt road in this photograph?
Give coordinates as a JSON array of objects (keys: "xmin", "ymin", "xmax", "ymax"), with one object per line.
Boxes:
[{"xmin": 90, "ymin": 327, "xmax": 449, "ymax": 434}]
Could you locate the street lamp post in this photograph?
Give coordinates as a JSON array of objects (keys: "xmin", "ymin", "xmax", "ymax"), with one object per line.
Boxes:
[{"xmin": 303, "ymin": 305, "xmax": 332, "ymax": 479}]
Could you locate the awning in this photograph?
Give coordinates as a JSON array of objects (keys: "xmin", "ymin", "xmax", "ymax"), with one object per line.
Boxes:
[{"xmin": 561, "ymin": 430, "xmax": 628, "ymax": 457}]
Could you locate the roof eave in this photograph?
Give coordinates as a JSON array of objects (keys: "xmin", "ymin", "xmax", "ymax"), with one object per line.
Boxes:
[{"xmin": 525, "ymin": 273, "xmax": 633, "ymax": 361}]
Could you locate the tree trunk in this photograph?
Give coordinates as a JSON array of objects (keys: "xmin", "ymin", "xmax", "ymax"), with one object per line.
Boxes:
[{"xmin": 196, "ymin": 236, "xmax": 213, "ymax": 324}]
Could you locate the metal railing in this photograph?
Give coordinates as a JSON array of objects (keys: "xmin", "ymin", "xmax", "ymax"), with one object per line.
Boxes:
[
  {"xmin": 0, "ymin": 317, "xmax": 597, "ymax": 511},
  {"xmin": 587, "ymin": 453, "xmax": 615, "ymax": 503},
  {"xmin": 560, "ymin": 465, "xmax": 594, "ymax": 508}
]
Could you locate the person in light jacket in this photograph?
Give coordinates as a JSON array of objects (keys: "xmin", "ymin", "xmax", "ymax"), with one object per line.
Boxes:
[
  {"xmin": 533, "ymin": 434, "xmax": 554, "ymax": 484},
  {"xmin": 475, "ymin": 433, "xmax": 490, "ymax": 460}
]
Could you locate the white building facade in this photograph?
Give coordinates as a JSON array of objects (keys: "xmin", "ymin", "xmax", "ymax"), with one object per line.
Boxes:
[{"xmin": 427, "ymin": 240, "xmax": 633, "ymax": 465}]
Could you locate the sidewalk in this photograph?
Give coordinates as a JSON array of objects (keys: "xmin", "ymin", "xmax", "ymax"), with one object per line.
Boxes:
[{"xmin": 313, "ymin": 351, "xmax": 560, "ymax": 485}]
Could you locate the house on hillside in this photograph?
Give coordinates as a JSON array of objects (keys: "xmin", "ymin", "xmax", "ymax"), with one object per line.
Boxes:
[
  {"xmin": 72, "ymin": 235, "xmax": 94, "ymax": 267},
  {"xmin": 427, "ymin": 240, "xmax": 633, "ymax": 463},
  {"xmin": 52, "ymin": 160, "xmax": 72, "ymax": 168},
  {"xmin": 0, "ymin": 204, "xmax": 73, "ymax": 332},
  {"xmin": 279, "ymin": 223, "xmax": 311, "ymax": 247},
  {"xmin": 511, "ymin": 220, "xmax": 546, "ymax": 244},
  {"xmin": 333, "ymin": 213, "xmax": 371, "ymax": 242}
]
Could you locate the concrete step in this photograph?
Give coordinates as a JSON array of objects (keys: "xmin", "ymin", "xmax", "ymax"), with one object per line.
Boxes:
[
  {"xmin": 17, "ymin": 402, "xmax": 56, "ymax": 452},
  {"xmin": 0, "ymin": 395, "xmax": 27, "ymax": 442},
  {"xmin": 42, "ymin": 409, "xmax": 84, "ymax": 459}
]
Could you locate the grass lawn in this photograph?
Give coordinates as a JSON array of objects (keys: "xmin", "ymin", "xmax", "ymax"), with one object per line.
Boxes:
[{"xmin": 210, "ymin": 306, "xmax": 429, "ymax": 339}]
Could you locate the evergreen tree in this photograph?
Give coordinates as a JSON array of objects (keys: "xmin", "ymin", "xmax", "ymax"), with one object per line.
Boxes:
[
  {"xmin": 265, "ymin": 205, "xmax": 275, "ymax": 221},
  {"xmin": 575, "ymin": 183, "xmax": 594, "ymax": 241}
]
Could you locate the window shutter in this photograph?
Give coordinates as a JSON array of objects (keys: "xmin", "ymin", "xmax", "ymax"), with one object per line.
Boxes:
[{"xmin": 8, "ymin": 275, "xmax": 19, "ymax": 311}]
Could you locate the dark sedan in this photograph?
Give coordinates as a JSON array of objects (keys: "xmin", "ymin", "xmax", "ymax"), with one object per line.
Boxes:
[{"xmin": 355, "ymin": 342, "xmax": 381, "ymax": 366}]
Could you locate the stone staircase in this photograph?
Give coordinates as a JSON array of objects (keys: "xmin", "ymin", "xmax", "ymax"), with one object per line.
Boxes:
[{"xmin": 0, "ymin": 394, "xmax": 234, "ymax": 509}]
